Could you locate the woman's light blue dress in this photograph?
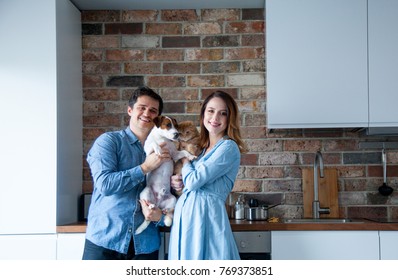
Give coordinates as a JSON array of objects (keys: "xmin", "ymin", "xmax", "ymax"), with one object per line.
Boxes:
[{"xmin": 168, "ymin": 137, "xmax": 241, "ymax": 260}]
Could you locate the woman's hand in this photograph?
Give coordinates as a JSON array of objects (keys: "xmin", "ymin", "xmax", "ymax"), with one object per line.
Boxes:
[
  {"xmin": 170, "ymin": 174, "xmax": 184, "ymax": 193},
  {"xmin": 139, "ymin": 199, "xmax": 162, "ymax": 222},
  {"xmin": 181, "ymin": 157, "xmax": 190, "ymax": 165}
]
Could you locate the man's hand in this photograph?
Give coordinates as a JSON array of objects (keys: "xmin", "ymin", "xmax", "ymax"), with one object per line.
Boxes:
[
  {"xmin": 141, "ymin": 142, "xmax": 171, "ymax": 174},
  {"xmin": 140, "ymin": 199, "xmax": 162, "ymax": 222}
]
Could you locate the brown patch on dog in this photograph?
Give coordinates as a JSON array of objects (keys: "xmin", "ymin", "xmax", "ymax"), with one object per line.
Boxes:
[
  {"xmin": 154, "ymin": 116, "xmax": 178, "ymax": 130},
  {"xmin": 152, "ymin": 116, "xmax": 163, "ymax": 128}
]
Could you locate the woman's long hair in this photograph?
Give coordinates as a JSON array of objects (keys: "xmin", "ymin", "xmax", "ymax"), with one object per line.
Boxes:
[{"xmin": 199, "ymin": 91, "xmax": 247, "ymax": 153}]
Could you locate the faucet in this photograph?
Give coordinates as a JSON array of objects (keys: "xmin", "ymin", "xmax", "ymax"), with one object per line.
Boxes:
[{"xmin": 312, "ymin": 151, "xmax": 330, "ymax": 219}]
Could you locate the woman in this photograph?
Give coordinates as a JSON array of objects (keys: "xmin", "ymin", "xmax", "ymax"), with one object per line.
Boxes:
[{"xmin": 168, "ymin": 91, "xmax": 247, "ymax": 260}]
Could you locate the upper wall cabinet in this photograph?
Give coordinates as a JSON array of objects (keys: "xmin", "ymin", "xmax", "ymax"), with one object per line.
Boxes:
[
  {"xmin": 267, "ymin": 0, "xmax": 368, "ymax": 129},
  {"xmin": 368, "ymin": 0, "xmax": 398, "ymax": 128},
  {"xmin": 266, "ymin": 0, "xmax": 398, "ymax": 128},
  {"xmin": 267, "ymin": 0, "xmax": 398, "ymax": 130}
]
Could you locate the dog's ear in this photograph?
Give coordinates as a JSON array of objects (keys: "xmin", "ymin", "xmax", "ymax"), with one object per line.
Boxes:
[
  {"xmin": 172, "ymin": 118, "xmax": 178, "ymax": 129},
  {"xmin": 153, "ymin": 116, "xmax": 163, "ymax": 127}
]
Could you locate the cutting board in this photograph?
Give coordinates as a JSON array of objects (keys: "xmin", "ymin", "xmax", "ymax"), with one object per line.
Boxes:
[{"xmin": 302, "ymin": 168, "xmax": 339, "ymax": 218}]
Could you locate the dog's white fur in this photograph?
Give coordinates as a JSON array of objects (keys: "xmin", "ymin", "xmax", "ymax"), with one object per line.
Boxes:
[{"xmin": 135, "ymin": 116, "xmax": 196, "ymax": 234}]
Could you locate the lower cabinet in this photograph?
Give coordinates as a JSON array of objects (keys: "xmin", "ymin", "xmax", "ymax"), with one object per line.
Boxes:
[
  {"xmin": 1, "ymin": 231, "xmax": 395, "ymax": 260},
  {"xmin": 56, "ymin": 233, "xmax": 86, "ymax": 260},
  {"xmin": 379, "ymin": 231, "xmax": 398, "ymax": 260},
  {"xmin": 0, "ymin": 234, "xmax": 57, "ymax": 260},
  {"xmin": 271, "ymin": 231, "xmax": 380, "ymax": 260}
]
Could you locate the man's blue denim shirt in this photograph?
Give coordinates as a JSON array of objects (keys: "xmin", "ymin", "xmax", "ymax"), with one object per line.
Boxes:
[{"xmin": 86, "ymin": 127, "xmax": 163, "ymax": 255}]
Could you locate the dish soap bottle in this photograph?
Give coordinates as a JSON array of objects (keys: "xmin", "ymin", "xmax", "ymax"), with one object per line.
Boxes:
[{"xmin": 234, "ymin": 195, "xmax": 245, "ymax": 220}]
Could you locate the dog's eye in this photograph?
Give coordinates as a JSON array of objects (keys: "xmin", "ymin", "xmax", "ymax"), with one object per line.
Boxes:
[{"xmin": 166, "ymin": 123, "xmax": 172, "ymax": 128}]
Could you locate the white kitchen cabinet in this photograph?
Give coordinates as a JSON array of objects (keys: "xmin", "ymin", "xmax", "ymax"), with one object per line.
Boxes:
[
  {"xmin": 267, "ymin": 0, "xmax": 398, "ymax": 130},
  {"xmin": 0, "ymin": 0, "xmax": 82, "ymax": 236},
  {"xmin": 266, "ymin": 0, "xmax": 368, "ymax": 129},
  {"xmin": 57, "ymin": 233, "xmax": 86, "ymax": 260},
  {"xmin": 271, "ymin": 231, "xmax": 379, "ymax": 260},
  {"xmin": 0, "ymin": 235, "xmax": 57, "ymax": 260},
  {"xmin": 368, "ymin": 0, "xmax": 398, "ymax": 128},
  {"xmin": 379, "ymin": 231, "xmax": 398, "ymax": 260}
]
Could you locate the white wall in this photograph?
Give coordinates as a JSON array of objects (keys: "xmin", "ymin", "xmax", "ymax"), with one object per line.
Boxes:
[
  {"xmin": 0, "ymin": 0, "xmax": 82, "ymax": 234},
  {"xmin": 0, "ymin": 0, "xmax": 57, "ymax": 234}
]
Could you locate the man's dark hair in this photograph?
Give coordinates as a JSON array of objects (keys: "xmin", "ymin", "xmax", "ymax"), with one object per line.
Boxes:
[{"xmin": 128, "ymin": 86, "xmax": 163, "ymax": 115}]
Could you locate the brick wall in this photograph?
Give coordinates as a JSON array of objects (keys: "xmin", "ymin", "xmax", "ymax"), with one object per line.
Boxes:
[{"xmin": 81, "ymin": 8, "xmax": 398, "ymax": 219}]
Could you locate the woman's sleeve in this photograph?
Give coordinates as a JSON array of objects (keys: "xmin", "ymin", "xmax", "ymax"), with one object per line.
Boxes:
[{"xmin": 181, "ymin": 140, "xmax": 240, "ymax": 193}]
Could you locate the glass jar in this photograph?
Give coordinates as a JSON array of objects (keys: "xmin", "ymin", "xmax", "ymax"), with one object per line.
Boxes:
[{"xmin": 234, "ymin": 195, "xmax": 245, "ymax": 220}]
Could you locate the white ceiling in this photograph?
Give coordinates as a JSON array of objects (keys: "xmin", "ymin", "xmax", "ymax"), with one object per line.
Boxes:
[{"xmin": 70, "ymin": 0, "xmax": 264, "ymax": 10}]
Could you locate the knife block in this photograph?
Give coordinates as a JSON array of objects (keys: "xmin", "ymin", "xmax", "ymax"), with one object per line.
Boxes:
[{"xmin": 302, "ymin": 168, "xmax": 339, "ymax": 218}]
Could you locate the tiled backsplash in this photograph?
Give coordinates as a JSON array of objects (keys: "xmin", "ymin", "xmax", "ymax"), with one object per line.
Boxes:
[{"xmin": 81, "ymin": 8, "xmax": 398, "ymax": 219}]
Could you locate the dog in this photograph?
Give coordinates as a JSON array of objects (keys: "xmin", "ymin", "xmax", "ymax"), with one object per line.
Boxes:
[
  {"xmin": 172, "ymin": 121, "xmax": 201, "ymax": 196},
  {"xmin": 173, "ymin": 121, "xmax": 201, "ymax": 176},
  {"xmin": 135, "ymin": 116, "xmax": 197, "ymax": 234}
]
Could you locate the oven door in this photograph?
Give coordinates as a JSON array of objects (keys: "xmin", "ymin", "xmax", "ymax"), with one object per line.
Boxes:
[
  {"xmin": 233, "ymin": 231, "xmax": 271, "ymax": 260},
  {"xmin": 159, "ymin": 231, "xmax": 271, "ymax": 260}
]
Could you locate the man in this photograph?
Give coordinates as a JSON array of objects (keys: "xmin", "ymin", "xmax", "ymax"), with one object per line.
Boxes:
[{"xmin": 82, "ymin": 86, "xmax": 170, "ymax": 260}]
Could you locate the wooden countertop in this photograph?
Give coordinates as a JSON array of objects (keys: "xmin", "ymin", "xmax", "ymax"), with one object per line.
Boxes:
[
  {"xmin": 57, "ymin": 222, "xmax": 88, "ymax": 233},
  {"xmin": 229, "ymin": 219, "xmax": 398, "ymax": 231},
  {"xmin": 57, "ymin": 219, "xmax": 398, "ymax": 233}
]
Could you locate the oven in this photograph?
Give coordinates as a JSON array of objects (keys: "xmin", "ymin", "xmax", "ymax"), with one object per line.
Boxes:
[
  {"xmin": 159, "ymin": 231, "xmax": 271, "ymax": 260},
  {"xmin": 234, "ymin": 231, "xmax": 271, "ymax": 260}
]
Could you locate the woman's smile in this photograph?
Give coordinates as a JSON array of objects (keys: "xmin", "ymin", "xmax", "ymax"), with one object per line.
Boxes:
[{"xmin": 204, "ymin": 97, "xmax": 228, "ymax": 137}]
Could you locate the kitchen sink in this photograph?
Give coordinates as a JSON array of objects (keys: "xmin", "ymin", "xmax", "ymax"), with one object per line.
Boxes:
[{"xmin": 283, "ymin": 218, "xmax": 364, "ymax": 224}]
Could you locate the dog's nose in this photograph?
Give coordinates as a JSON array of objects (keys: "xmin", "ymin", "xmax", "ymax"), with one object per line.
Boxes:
[{"xmin": 173, "ymin": 132, "xmax": 179, "ymax": 139}]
